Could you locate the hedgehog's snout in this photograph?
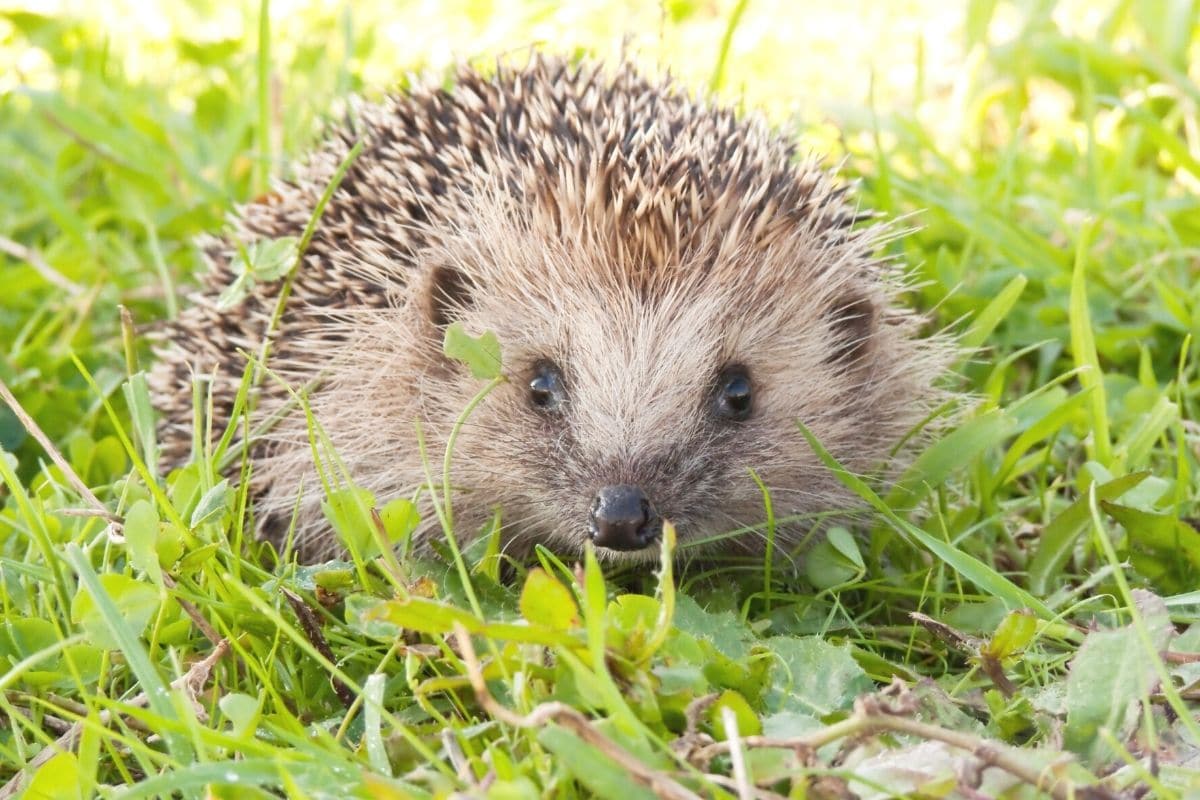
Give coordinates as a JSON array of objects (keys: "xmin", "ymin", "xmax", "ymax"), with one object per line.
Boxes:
[{"xmin": 587, "ymin": 484, "xmax": 662, "ymax": 551}]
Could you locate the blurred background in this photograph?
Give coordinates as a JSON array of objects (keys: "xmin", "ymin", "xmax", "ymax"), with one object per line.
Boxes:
[
  {"xmin": 7, "ymin": 1, "xmax": 1187, "ymax": 172},
  {"xmin": 0, "ymin": 0, "xmax": 973, "ymax": 117}
]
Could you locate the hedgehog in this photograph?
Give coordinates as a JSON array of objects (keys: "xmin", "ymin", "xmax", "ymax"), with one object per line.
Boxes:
[{"xmin": 151, "ymin": 55, "xmax": 950, "ymax": 564}]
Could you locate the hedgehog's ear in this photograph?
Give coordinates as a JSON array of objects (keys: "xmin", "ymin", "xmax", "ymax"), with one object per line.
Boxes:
[
  {"xmin": 824, "ymin": 291, "xmax": 877, "ymax": 367},
  {"xmin": 422, "ymin": 264, "xmax": 475, "ymax": 331}
]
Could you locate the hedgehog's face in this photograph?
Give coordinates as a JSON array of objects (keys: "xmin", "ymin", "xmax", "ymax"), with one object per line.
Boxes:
[
  {"xmin": 509, "ymin": 341, "xmax": 763, "ymax": 556},
  {"xmin": 525, "ymin": 358, "xmax": 752, "ymax": 552},
  {"xmin": 414, "ymin": 237, "xmax": 906, "ymax": 562}
]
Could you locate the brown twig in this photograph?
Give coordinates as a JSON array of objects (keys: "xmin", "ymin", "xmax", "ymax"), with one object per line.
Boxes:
[
  {"xmin": 56, "ymin": 507, "xmax": 122, "ymax": 519},
  {"xmin": 3, "ymin": 703, "xmax": 73, "ymax": 736},
  {"xmin": 162, "ymin": 574, "xmax": 223, "ymax": 648},
  {"xmin": 690, "ymin": 732, "xmax": 844, "ymax": 767},
  {"xmin": 909, "ymin": 612, "xmax": 981, "ymax": 653},
  {"xmin": 9, "ymin": 692, "xmax": 152, "ymax": 734},
  {"xmin": 453, "ymin": 624, "xmax": 704, "ymax": 800},
  {"xmin": 282, "ymin": 588, "xmax": 356, "ymax": 708},
  {"xmin": 691, "ymin": 686, "xmax": 1087, "ymax": 800},
  {"xmin": 0, "ymin": 377, "xmax": 120, "ymax": 524},
  {"xmin": 911, "ymin": 611, "xmax": 1017, "ymax": 697},
  {"xmin": 701, "ymin": 774, "xmax": 790, "ymax": 800},
  {"xmin": 681, "ymin": 693, "xmax": 719, "ymax": 737}
]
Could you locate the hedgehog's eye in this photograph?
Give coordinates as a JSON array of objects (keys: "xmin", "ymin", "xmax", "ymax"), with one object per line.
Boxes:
[
  {"xmin": 713, "ymin": 366, "xmax": 753, "ymax": 421},
  {"xmin": 529, "ymin": 362, "xmax": 567, "ymax": 412}
]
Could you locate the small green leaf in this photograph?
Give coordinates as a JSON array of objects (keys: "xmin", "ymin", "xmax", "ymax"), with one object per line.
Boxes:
[
  {"xmin": 189, "ymin": 479, "xmax": 231, "ymax": 529},
  {"xmin": 219, "ymin": 692, "xmax": 263, "ymax": 738},
  {"xmin": 87, "ymin": 436, "xmax": 127, "ymax": 484},
  {"xmin": 24, "ymin": 751, "xmax": 83, "ymax": 800},
  {"xmin": 519, "ymin": 568, "xmax": 579, "ymax": 630},
  {"xmin": 215, "ymin": 271, "xmax": 251, "ymax": 310},
  {"xmin": 321, "ymin": 485, "xmax": 378, "ymax": 557},
  {"xmin": 0, "ymin": 404, "xmax": 26, "ymax": 453},
  {"xmin": 605, "ymin": 594, "xmax": 662, "ymax": 661},
  {"xmin": 378, "ymin": 497, "xmax": 420, "ymax": 545},
  {"xmin": 981, "ymin": 610, "xmax": 1038, "ymax": 661},
  {"xmin": 0, "ymin": 618, "xmax": 58, "ymax": 660},
  {"xmin": 177, "ymin": 542, "xmax": 220, "ymax": 572},
  {"xmin": 827, "ymin": 526, "xmax": 865, "ymax": 569},
  {"xmin": 763, "ymin": 636, "xmax": 872, "ymax": 716},
  {"xmin": 241, "ymin": 236, "xmax": 299, "ymax": 280},
  {"xmin": 805, "ymin": 527, "xmax": 865, "ymax": 589},
  {"xmin": 292, "ymin": 560, "xmax": 357, "ymax": 593},
  {"xmin": 345, "ymin": 593, "xmax": 404, "ymax": 639},
  {"xmin": 1104, "ymin": 501, "xmax": 1200, "ymax": 594},
  {"xmin": 709, "ymin": 689, "xmax": 762, "ymax": 739},
  {"xmin": 1063, "ymin": 591, "xmax": 1172, "ymax": 761},
  {"xmin": 216, "ymin": 237, "xmax": 300, "ymax": 309},
  {"xmin": 123, "ymin": 499, "xmax": 162, "ymax": 585},
  {"xmin": 71, "ymin": 573, "xmax": 160, "ymax": 650},
  {"xmin": 443, "ymin": 321, "xmax": 502, "ymax": 380},
  {"xmin": 672, "ymin": 594, "xmax": 755, "ymax": 661},
  {"xmin": 155, "ymin": 522, "xmax": 186, "ymax": 569},
  {"xmin": 367, "ymin": 596, "xmax": 483, "ymax": 635}
]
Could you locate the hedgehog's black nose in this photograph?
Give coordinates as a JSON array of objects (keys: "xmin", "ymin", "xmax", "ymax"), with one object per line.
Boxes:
[{"xmin": 588, "ymin": 485, "xmax": 661, "ymax": 551}]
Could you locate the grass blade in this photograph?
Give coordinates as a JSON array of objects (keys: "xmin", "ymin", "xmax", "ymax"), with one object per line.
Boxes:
[
  {"xmin": 798, "ymin": 421, "xmax": 1053, "ymax": 618},
  {"xmin": 1069, "ymin": 221, "xmax": 1112, "ymax": 465}
]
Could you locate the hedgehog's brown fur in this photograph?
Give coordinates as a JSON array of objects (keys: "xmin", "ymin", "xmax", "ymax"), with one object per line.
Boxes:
[{"xmin": 152, "ymin": 55, "xmax": 951, "ymax": 563}]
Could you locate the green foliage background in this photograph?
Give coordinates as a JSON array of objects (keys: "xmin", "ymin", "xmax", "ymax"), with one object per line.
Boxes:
[{"xmin": 1, "ymin": 0, "xmax": 1199, "ymax": 797}]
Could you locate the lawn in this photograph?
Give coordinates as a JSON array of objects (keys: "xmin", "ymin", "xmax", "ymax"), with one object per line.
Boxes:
[{"xmin": 1, "ymin": 1, "xmax": 1199, "ymax": 797}]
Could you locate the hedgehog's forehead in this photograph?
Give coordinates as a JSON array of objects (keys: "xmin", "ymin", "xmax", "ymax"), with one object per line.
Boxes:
[
  {"xmin": 474, "ymin": 265, "xmax": 727, "ymax": 340},
  {"xmin": 512, "ymin": 287, "xmax": 730, "ymax": 421},
  {"xmin": 438, "ymin": 168, "xmax": 866, "ymax": 364},
  {"xmin": 449, "ymin": 174, "xmax": 848, "ymax": 301},
  {"xmin": 477, "ymin": 267, "xmax": 792, "ymax": 382}
]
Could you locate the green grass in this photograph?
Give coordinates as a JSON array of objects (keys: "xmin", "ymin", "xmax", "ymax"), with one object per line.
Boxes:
[{"xmin": 3, "ymin": 1, "xmax": 1200, "ymax": 797}]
